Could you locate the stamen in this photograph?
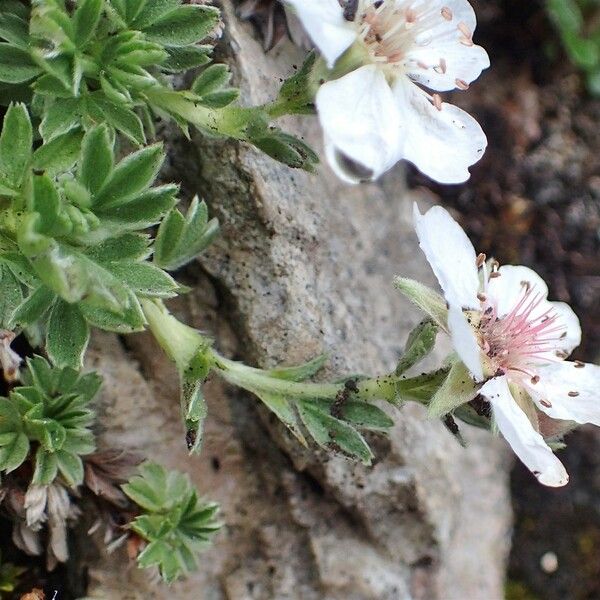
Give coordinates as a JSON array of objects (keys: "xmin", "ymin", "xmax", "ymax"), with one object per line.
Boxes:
[
  {"xmin": 441, "ymin": 7, "xmax": 453, "ymax": 21},
  {"xmin": 455, "ymin": 78, "xmax": 470, "ymax": 90},
  {"xmin": 476, "ymin": 253, "xmax": 486, "ymax": 268},
  {"xmin": 432, "ymin": 93, "xmax": 442, "ymax": 111},
  {"xmin": 568, "ymin": 391, "xmax": 580, "ymax": 397}
]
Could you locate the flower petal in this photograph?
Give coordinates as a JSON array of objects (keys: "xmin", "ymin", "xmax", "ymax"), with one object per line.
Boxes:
[
  {"xmin": 316, "ymin": 65, "xmax": 403, "ymax": 183},
  {"xmin": 394, "ymin": 80, "xmax": 487, "ymax": 183},
  {"xmin": 526, "ymin": 361, "xmax": 600, "ymax": 426},
  {"xmin": 448, "ymin": 305, "xmax": 483, "ymax": 381},
  {"xmin": 284, "ymin": 0, "xmax": 355, "ymax": 67},
  {"xmin": 549, "ymin": 302, "xmax": 582, "ymax": 356},
  {"xmin": 486, "ymin": 265, "xmax": 549, "ymax": 318},
  {"xmin": 405, "ymin": 43, "xmax": 489, "ymax": 92},
  {"xmin": 413, "ymin": 204, "xmax": 480, "ymax": 309},
  {"xmin": 482, "ymin": 376, "xmax": 569, "ymax": 487}
]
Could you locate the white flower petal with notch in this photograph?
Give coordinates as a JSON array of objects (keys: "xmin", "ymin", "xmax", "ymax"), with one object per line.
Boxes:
[{"xmin": 396, "ymin": 82, "xmax": 487, "ymax": 184}]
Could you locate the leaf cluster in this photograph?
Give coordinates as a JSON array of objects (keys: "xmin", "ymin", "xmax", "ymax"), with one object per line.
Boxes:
[
  {"xmin": 249, "ymin": 356, "xmax": 394, "ymax": 465},
  {"xmin": 0, "ymin": 355, "xmax": 100, "ymax": 487},
  {"xmin": 122, "ymin": 462, "xmax": 221, "ymax": 584},
  {"xmin": 0, "ymin": 0, "xmax": 219, "ymax": 143},
  {"xmin": 0, "ymin": 104, "xmax": 216, "ymax": 369}
]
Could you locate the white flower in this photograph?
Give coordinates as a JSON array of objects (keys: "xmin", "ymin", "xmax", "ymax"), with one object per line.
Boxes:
[
  {"xmin": 284, "ymin": 0, "xmax": 490, "ymax": 184},
  {"xmin": 408, "ymin": 203, "xmax": 600, "ymax": 487}
]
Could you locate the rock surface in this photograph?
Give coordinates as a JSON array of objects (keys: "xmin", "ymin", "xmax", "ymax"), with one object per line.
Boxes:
[{"xmin": 84, "ymin": 3, "xmax": 512, "ymax": 598}]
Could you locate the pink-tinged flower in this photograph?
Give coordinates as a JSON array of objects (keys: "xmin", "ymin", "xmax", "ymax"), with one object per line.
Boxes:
[
  {"xmin": 400, "ymin": 204, "xmax": 600, "ymax": 487},
  {"xmin": 284, "ymin": 0, "xmax": 489, "ymax": 184}
]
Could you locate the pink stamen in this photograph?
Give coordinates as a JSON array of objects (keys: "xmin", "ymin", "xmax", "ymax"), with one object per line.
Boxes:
[{"xmin": 478, "ymin": 285, "xmax": 568, "ymax": 377}]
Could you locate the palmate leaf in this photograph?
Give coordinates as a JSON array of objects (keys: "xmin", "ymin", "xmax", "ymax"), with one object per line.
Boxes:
[
  {"xmin": 123, "ymin": 462, "xmax": 221, "ymax": 584},
  {"xmin": 0, "ymin": 356, "xmax": 100, "ymax": 486}
]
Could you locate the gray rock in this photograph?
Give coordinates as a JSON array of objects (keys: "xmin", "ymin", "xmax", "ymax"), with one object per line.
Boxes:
[{"xmin": 84, "ymin": 3, "xmax": 512, "ymax": 598}]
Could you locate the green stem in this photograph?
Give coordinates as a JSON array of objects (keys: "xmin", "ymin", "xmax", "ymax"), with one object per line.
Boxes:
[
  {"xmin": 146, "ymin": 88, "xmax": 259, "ymax": 140},
  {"xmin": 143, "ymin": 300, "xmax": 447, "ymax": 410},
  {"xmin": 213, "ymin": 353, "xmax": 398, "ymax": 403}
]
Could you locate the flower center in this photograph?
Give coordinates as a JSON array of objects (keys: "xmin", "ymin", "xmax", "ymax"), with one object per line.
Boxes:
[
  {"xmin": 351, "ymin": 1, "xmax": 472, "ymax": 75},
  {"xmin": 477, "ymin": 285, "xmax": 566, "ymax": 379}
]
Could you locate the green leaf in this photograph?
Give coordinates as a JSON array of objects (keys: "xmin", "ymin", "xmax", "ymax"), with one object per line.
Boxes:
[
  {"xmin": 40, "ymin": 98, "xmax": 80, "ymax": 141},
  {"xmin": 191, "ymin": 64, "xmax": 231, "ymax": 97},
  {"xmin": 142, "ymin": 5, "xmax": 220, "ymax": 47},
  {"xmin": 56, "ymin": 449, "xmax": 84, "ymax": 486},
  {"xmin": 277, "ymin": 50, "xmax": 317, "ymax": 115},
  {"xmin": 0, "ymin": 12, "xmax": 29, "ymax": 48},
  {"xmin": 96, "ymin": 184, "xmax": 178, "ymax": 229},
  {"xmin": 267, "ymin": 354, "xmax": 328, "ymax": 382},
  {"xmin": 310, "ymin": 398, "xmax": 394, "ymax": 432},
  {"xmin": 297, "ymin": 401, "xmax": 374, "ymax": 465},
  {"xmin": 10, "ymin": 286, "xmax": 55, "ymax": 328},
  {"xmin": 93, "ymin": 143, "xmax": 164, "ymax": 209},
  {"xmin": 109, "ymin": 262, "xmax": 179, "ymax": 298},
  {"xmin": 86, "ymin": 233, "xmax": 151, "ymax": 263},
  {"xmin": 132, "ymin": 0, "xmax": 180, "ymax": 29},
  {"xmin": 79, "ymin": 293, "xmax": 146, "ymax": 332},
  {"xmin": 78, "ymin": 125, "xmax": 114, "ymax": 195},
  {"xmin": 0, "ymin": 103, "xmax": 32, "ymax": 187},
  {"xmin": 32, "ymin": 129, "xmax": 83, "ymax": 175},
  {"xmin": 87, "ymin": 93, "xmax": 146, "ymax": 145},
  {"xmin": 0, "ymin": 432, "xmax": 29, "ymax": 473},
  {"xmin": 198, "ymin": 89, "xmax": 239, "ymax": 109},
  {"xmin": 154, "ymin": 197, "xmax": 219, "ymax": 271},
  {"xmin": 0, "ymin": 264, "xmax": 23, "ymax": 328},
  {"xmin": 258, "ymin": 392, "xmax": 306, "ymax": 445},
  {"xmin": 31, "ymin": 174, "xmax": 65, "ymax": 236},
  {"xmin": 162, "ymin": 46, "xmax": 211, "ymax": 73},
  {"xmin": 0, "ymin": 43, "xmax": 41, "ymax": 83},
  {"xmin": 74, "ymin": 0, "xmax": 104, "ymax": 46},
  {"xmin": 46, "ymin": 300, "xmax": 90, "ymax": 369},
  {"xmin": 32, "ymin": 446, "xmax": 59, "ymax": 485},
  {"xmin": 250, "ymin": 129, "xmax": 319, "ymax": 171},
  {"xmin": 395, "ymin": 320, "xmax": 438, "ymax": 376}
]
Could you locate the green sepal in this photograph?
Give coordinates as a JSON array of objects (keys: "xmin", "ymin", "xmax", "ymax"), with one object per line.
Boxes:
[
  {"xmin": 428, "ymin": 360, "xmax": 479, "ymax": 418},
  {"xmin": 394, "ymin": 277, "xmax": 448, "ymax": 328}
]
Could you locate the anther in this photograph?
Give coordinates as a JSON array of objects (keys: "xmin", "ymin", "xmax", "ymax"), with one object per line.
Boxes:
[
  {"xmin": 531, "ymin": 375, "xmax": 540, "ymax": 384},
  {"xmin": 477, "ymin": 292, "xmax": 487, "ymax": 302},
  {"xmin": 575, "ymin": 361, "xmax": 585, "ymax": 368},
  {"xmin": 432, "ymin": 93, "xmax": 442, "ymax": 111},
  {"xmin": 489, "ymin": 272, "xmax": 501, "ymax": 279},
  {"xmin": 568, "ymin": 391, "xmax": 580, "ymax": 397},
  {"xmin": 476, "ymin": 253, "xmax": 486, "ymax": 268},
  {"xmin": 457, "ymin": 22, "xmax": 472, "ymax": 39},
  {"xmin": 455, "ymin": 78, "xmax": 469, "ymax": 90},
  {"xmin": 441, "ymin": 6, "xmax": 453, "ymax": 21},
  {"xmin": 540, "ymin": 399, "xmax": 552, "ymax": 408}
]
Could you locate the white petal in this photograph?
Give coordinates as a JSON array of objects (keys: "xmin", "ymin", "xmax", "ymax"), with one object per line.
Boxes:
[
  {"xmin": 413, "ymin": 204, "xmax": 480, "ymax": 309},
  {"xmin": 549, "ymin": 302, "xmax": 582, "ymax": 356},
  {"xmin": 394, "ymin": 80, "xmax": 487, "ymax": 183},
  {"xmin": 482, "ymin": 376, "xmax": 569, "ymax": 487},
  {"xmin": 405, "ymin": 44, "xmax": 489, "ymax": 92},
  {"xmin": 448, "ymin": 305, "xmax": 483, "ymax": 381},
  {"xmin": 486, "ymin": 265, "xmax": 549, "ymax": 318},
  {"xmin": 526, "ymin": 361, "xmax": 600, "ymax": 426},
  {"xmin": 316, "ymin": 65, "xmax": 403, "ymax": 183},
  {"xmin": 284, "ymin": 0, "xmax": 355, "ymax": 67}
]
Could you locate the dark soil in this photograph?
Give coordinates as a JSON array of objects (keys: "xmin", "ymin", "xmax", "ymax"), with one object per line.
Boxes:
[{"xmin": 407, "ymin": 1, "xmax": 600, "ymax": 598}]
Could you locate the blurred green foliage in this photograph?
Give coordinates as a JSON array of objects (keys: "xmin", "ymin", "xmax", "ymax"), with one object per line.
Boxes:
[{"xmin": 547, "ymin": 0, "xmax": 600, "ymax": 94}]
